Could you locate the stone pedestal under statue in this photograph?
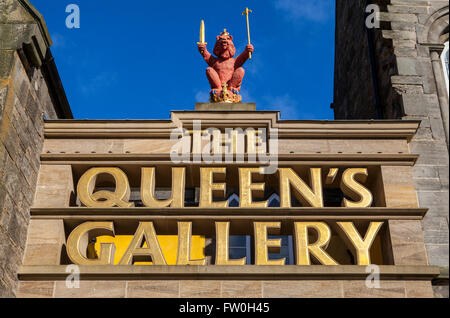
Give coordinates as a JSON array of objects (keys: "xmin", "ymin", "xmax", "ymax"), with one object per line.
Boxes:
[{"xmin": 195, "ymin": 103, "xmax": 256, "ymax": 111}]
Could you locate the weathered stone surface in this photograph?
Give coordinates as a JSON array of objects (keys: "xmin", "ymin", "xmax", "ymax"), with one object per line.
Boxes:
[
  {"xmin": 33, "ymin": 165, "xmax": 74, "ymax": 208},
  {"xmin": 23, "ymin": 219, "xmax": 65, "ymax": 265},
  {"xmin": 17, "ymin": 281, "xmax": 54, "ymax": 298},
  {"xmin": 433, "ymin": 285, "xmax": 449, "ymax": 298},
  {"xmin": 343, "ymin": 280, "xmax": 405, "ymax": 298},
  {"xmin": 334, "ymin": 0, "xmax": 449, "ymax": 292},
  {"xmin": 405, "ymin": 281, "xmax": 434, "ymax": 298},
  {"xmin": 54, "ymin": 281, "xmax": 127, "ymax": 298},
  {"xmin": 1, "ymin": 0, "xmax": 67, "ymax": 296},
  {"xmin": 263, "ymin": 281, "xmax": 343, "ymax": 298},
  {"xmin": 127, "ymin": 281, "xmax": 180, "ymax": 298},
  {"xmin": 221, "ymin": 281, "xmax": 262, "ymax": 298},
  {"xmin": 180, "ymin": 280, "xmax": 221, "ymax": 298},
  {"xmin": 389, "ymin": 220, "xmax": 429, "ymax": 265},
  {"xmin": 381, "ymin": 166, "xmax": 419, "ymax": 208}
]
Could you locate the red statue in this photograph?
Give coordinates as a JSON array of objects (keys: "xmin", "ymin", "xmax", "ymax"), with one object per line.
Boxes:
[{"xmin": 198, "ymin": 29, "xmax": 254, "ymax": 103}]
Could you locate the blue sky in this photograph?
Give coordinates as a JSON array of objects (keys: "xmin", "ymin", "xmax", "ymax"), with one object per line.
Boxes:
[{"xmin": 32, "ymin": 0, "xmax": 336, "ymax": 120}]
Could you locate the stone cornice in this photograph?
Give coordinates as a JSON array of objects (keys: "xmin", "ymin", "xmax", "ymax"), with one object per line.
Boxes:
[
  {"xmin": 18, "ymin": 265, "xmax": 440, "ymax": 281},
  {"xmin": 18, "ymin": 0, "xmax": 53, "ymax": 47},
  {"xmin": 39, "ymin": 153, "xmax": 419, "ymax": 166},
  {"xmin": 30, "ymin": 207, "xmax": 428, "ymax": 221},
  {"xmin": 44, "ymin": 118, "xmax": 421, "ymax": 140}
]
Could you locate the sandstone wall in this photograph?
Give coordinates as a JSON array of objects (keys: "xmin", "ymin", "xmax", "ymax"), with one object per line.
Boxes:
[
  {"xmin": 334, "ymin": 0, "xmax": 449, "ymax": 297},
  {"xmin": 0, "ymin": 0, "xmax": 71, "ymax": 297}
]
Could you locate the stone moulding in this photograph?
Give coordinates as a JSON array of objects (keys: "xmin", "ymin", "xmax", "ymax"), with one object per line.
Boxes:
[
  {"xmin": 43, "ymin": 118, "xmax": 421, "ymax": 140},
  {"xmin": 18, "ymin": 265, "xmax": 440, "ymax": 281},
  {"xmin": 29, "ymin": 207, "xmax": 428, "ymax": 221},
  {"xmin": 38, "ymin": 153, "xmax": 420, "ymax": 166}
]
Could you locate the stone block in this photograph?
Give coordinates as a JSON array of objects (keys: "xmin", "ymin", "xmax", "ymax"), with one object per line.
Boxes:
[
  {"xmin": 0, "ymin": 186, "xmax": 13, "ymax": 228},
  {"xmin": 54, "ymin": 281, "xmax": 126, "ymax": 298},
  {"xmin": 382, "ymin": 30, "xmax": 416, "ymax": 40},
  {"xmin": 0, "ymin": 279, "xmax": 14, "ymax": 298},
  {"xmin": 413, "ymin": 178, "xmax": 442, "ymax": 191},
  {"xmin": 123, "ymin": 139, "xmax": 176, "ymax": 154},
  {"xmin": 433, "ymin": 285, "xmax": 449, "ymax": 298},
  {"xmin": 2, "ymin": 152, "xmax": 22, "ymax": 205},
  {"xmin": 418, "ymin": 191, "xmax": 449, "ymax": 214},
  {"xmin": 0, "ymin": 50, "xmax": 14, "ymax": 78},
  {"xmin": 381, "ymin": 166, "xmax": 418, "ymax": 208},
  {"xmin": 404, "ymin": 281, "xmax": 434, "ymax": 298},
  {"xmin": 425, "ymin": 244, "xmax": 449, "ymax": 267},
  {"xmin": 424, "ymin": 230, "xmax": 449, "ymax": 245},
  {"xmin": 6, "ymin": 207, "xmax": 28, "ymax": 249},
  {"xmin": 33, "ymin": 165, "xmax": 74, "ymax": 208},
  {"xmin": 410, "ymin": 141, "xmax": 449, "ymax": 166},
  {"xmin": 379, "ymin": 12, "xmax": 418, "ymax": 23},
  {"xmin": 413, "ymin": 166, "xmax": 438, "ymax": 179},
  {"xmin": 0, "ymin": 229, "xmax": 22, "ymax": 287},
  {"xmin": 263, "ymin": 281, "xmax": 343, "ymax": 298},
  {"xmin": 342, "ymin": 280, "xmax": 405, "ymax": 298},
  {"xmin": 422, "ymin": 215, "xmax": 448, "ymax": 232},
  {"xmin": 127, "ymin": 281, "xmax": 179, "ymax": 298},
  {"xmin": 389, "ymin": 220, "xmax": 425, "ymax": 244},
  {"xmin": 437, "ymin": 166, "xmax": 449, "ymax": 189},
  {"xmin": 23, "ymin": 219, "xmax": 65, "ymax": 265},
  {"xmin": 388, "ymin": 220, "xmax": 429, "ymax": 265},
  {"xmin": 0, "ymin": 115, "xmax": 21, "ymax": 161},
  {"xmin": 43, "ymin": 139, "xmax": 124, "ymax": 155},
  {"xmin": 179, "ymin": 280, "xmax": 221, "ymax": 298},
  {"xmin": 387, "ymin": 5, "xmax": 429, "ymax": 14},
  {"xmin": 221, "ymin": 281, "xmax": 262, "ymax": 298},
  {"xmin": 17, "ymin": 281, "xmax": 54, "ymax": 298},
  {"xmin": 403, "ymin": 94, "xmax": 441, "ymax": 118}
]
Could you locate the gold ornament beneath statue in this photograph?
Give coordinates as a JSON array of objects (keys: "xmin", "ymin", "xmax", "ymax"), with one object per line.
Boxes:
[{"xmin": 210, "ymin": 83, "xmax": 242, "ymax": 103}]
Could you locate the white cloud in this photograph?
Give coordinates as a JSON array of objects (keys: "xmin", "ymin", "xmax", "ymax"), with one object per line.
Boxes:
[
  {"xmin": 80, "ymin": 72, "xmax": 118, "ymax": 96},
  {"xmin": 274, "ymin": 0, "xmax": 333, "ymax": 23},
  {"xmin": 195, "ymin": 90, "xmax": 210, "ymax": 103},
  {"xmin": 262, "ymin": 94, "xmax": 300, "ymax": 119},
  {"xmin": 51, "ymin": 33, "xmax": 66, "ymax": 48}
]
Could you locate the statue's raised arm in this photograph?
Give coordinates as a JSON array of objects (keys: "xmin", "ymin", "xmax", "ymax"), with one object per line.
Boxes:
[{"xmin": 198, "ymin": 43, "xmax": 215, "ymax": 67}]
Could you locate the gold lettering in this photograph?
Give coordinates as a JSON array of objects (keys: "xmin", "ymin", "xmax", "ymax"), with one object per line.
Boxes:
[
  {"xmin": 77, "ymin": 167, "xmax": 133, "ymax": 207},
  {"xmin": 279, "ymin": 168, "xmax": 323, "ymax": 208},
  {"xmin": 336, "ymin": 222, "xmax": 383, "ymax": 265},
  {"xmin": 239, "ymin": 168, "xmax": 268, "ymax": 208},
  {"xmin": 340, "ymin": 168, "xmax": 373, "ymax": 207},
  {"xmin": 215, "ymin": 222, "xmax": 246, "ymax": 265},
  {"xmin": 67, "ymin": 222, "xmax": 115, "ymax": 265},
  {"xmin": 176, "ymin": 222, "xmax": 206, "ymax": 265},
  {"xmin": 141, "ymin": 167, "xmax": 185, "ymax": 208},
  {"xmin": 254, "ymin": 222, "xmax": 285, "ymax": 265},
  {"xmin": 118, "ymin": 222, "xmax": 167, "ymax": 265},
  {"xmin": 294, "ymin": 222, "xmax": 338, "ymax": 265},
  {"xmin": 199, "ymin": 167, "xmax": 228, "ymax": 208}
]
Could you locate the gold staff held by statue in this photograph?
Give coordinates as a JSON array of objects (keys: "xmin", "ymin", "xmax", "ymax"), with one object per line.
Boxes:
[
  {"xmin": 242, "ymin": 7, "xmax": 253, "ymax": 60},
  {"xmin": 197, "ymin": 19, "xmax": 207, "ymax": 46}
]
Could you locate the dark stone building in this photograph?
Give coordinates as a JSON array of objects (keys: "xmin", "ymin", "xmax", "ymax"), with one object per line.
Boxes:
[
  {"xmin": 333, "ymin": 0, "xmax": 449, "ymax": 297},
  {"xmin": 0, "ymin": 0, "xmax": 72, "ymax": 297}
]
